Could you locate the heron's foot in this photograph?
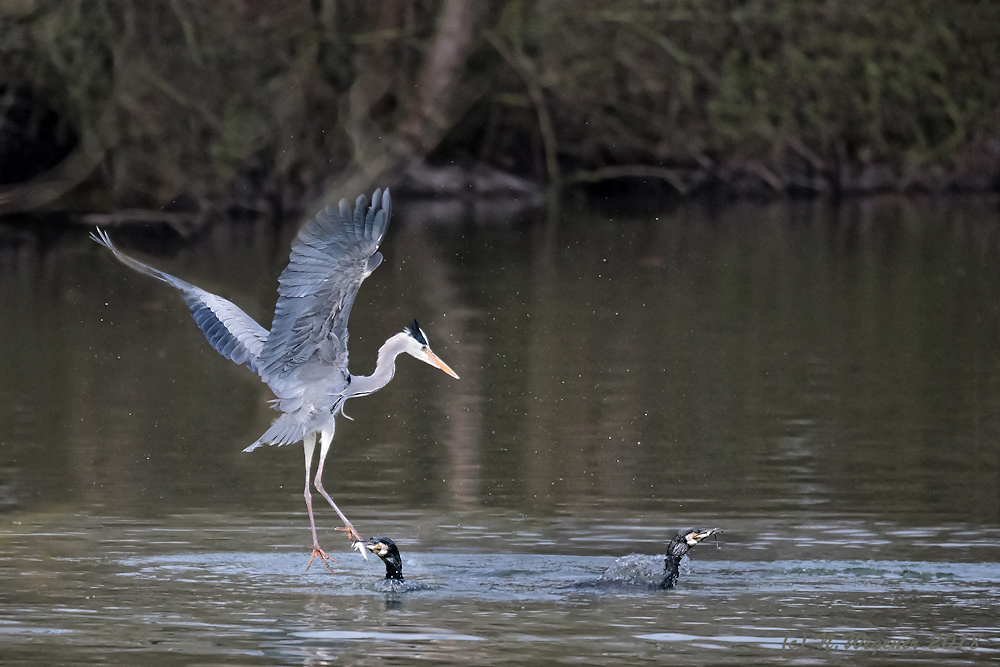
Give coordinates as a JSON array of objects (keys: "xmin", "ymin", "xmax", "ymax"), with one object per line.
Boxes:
[
  {"xmin": 336, "ymin": 525, "xmax": 370, "ymax": 562},
  {"xmin": 305, "ymin": 545, "xmax": 336, "ymax": 573},
  {"xmin": 335, "ymin": 524, "xmax": 364, "ymax": 543}
]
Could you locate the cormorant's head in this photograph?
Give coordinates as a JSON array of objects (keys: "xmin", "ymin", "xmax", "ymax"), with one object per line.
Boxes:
[
  {"xmin": 401, "ymin": 320, "xmax": 459, "ymax": 379},
  {"xmin": 667, "ymin": 527, "xmax": 722, "ymax": 558},
  {"xmin": 365, "ymin": 536, "xmax": 404, "ymax": 580}
]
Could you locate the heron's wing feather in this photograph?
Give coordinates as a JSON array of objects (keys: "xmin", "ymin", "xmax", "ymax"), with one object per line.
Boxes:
[
  {"xmin": 257, "ymin": 188, "xmax": 391, "ymax": 385},
  {"xmin": 90, "ymin": 229, "xmax": 267, "ymax": 370}
]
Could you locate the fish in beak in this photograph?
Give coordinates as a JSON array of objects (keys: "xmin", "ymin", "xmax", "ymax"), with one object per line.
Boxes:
[
  {"xmin": 685, "ymin": 527, "xmax": 723, "ymax": 547},
  {"xmin": 352, "ymin": 539, "xmax": 371, "ymax": 562}
]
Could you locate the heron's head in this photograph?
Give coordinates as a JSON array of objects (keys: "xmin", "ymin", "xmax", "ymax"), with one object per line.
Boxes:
[
  {"xmin": 668, "ymin": 527, "xmax": 723, "ymax": 558},
  {"xmin": 402, "ymin": 320, "xmax": 459, "ymax": 379},
  {"xmin": 365, "ymin": 536, "xmax": 404, "ymax": 580}
]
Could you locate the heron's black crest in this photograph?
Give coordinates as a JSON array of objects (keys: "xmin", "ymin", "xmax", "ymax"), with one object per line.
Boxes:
[{"xmin": 405, "ymin": 320, "xmax": 428, "ymax": 345}]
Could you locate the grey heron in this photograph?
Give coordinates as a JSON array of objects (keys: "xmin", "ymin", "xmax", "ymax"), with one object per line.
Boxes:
[{"xmin": 91, "ymin": 188, "xmax": 459, "ymax": 570}]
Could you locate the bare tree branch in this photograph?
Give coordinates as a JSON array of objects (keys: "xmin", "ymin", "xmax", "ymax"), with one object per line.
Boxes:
[{"xmin": 485, "ymin": 31, "xmax": 560, "ymax": 190}]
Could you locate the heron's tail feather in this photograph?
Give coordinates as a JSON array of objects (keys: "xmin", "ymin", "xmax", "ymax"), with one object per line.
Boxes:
[{"xmin": 243, "ymin": 413, "xmax": 311, "ymax": 452}]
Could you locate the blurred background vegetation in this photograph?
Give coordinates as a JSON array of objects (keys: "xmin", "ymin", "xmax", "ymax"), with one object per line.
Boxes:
[{"xmin": 1, "ymin": 0, "xmax": 998, "ymax": 217}]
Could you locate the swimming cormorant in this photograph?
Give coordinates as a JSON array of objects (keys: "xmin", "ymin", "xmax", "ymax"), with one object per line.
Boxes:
[
  {"xmin": 365, "ymin": 537, "xmax": 404, "ymax": 580},
  {"xmin": 363, "ymin": 536, "xmax": 430, "ymax": 592},
  {"xmin": 596, "ymin": 527, "xmax": 722, "ymax": 589}
]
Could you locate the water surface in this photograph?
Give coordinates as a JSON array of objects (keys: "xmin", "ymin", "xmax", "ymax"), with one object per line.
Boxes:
[{"xmin": 2, "ymin": 195, "xmax": 1000, "ymax": 664}]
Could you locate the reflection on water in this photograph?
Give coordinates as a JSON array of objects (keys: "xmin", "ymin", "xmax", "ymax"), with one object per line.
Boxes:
[{"xmin": 2, "ymin": 195, "xmax": 1000, "ymax": 664}]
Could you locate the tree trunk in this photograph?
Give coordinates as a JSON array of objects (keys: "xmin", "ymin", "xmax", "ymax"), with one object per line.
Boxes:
[{"xmin": 309, "ymin": 0, "xmax": 480, "ymax": 217}]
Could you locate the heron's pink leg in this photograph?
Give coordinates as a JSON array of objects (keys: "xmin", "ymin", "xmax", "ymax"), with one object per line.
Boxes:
[
  {"xmin": 302, "ymin": 433, "xmax": 334, "ymax": 572},
  {"xmin": 315, "ymin": 428, "xmax": 366, "ymax": 550}
]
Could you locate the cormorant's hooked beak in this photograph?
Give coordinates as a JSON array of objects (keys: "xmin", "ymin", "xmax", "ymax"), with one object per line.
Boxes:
[{"xmin": 423, "ymin": 348, "xmax": 460, "ymax": 379}]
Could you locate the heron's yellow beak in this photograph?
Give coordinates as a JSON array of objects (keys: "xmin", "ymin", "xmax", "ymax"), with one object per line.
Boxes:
[{"xmin": 426, "ymin": 349, "xmax": 459, "ymax": 379}]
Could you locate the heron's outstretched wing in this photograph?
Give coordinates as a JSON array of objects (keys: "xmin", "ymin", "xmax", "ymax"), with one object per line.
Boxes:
[
  {"xmin": 90, "ymin": 229, "xmax": 268, "ymax": 370},
  {"xmin": 256, "ymin": 188, "xmax": 391, "ymax": 388}
]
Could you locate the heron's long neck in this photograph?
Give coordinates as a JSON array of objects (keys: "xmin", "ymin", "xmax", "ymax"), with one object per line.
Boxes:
[{"xmin": 345, "ymin": 333, "xmax": 408, "ymax": 398}]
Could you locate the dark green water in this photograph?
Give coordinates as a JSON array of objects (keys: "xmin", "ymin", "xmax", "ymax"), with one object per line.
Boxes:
[{"xmin": 2, "ymin": 195, "xmax": 999, "ymax": 664}]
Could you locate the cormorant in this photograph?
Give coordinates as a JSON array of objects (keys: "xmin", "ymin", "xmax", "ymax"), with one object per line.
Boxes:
[
  {"xmin": 363, "ymin": 536, "xmax": 429, "ymax": 592},
  {"xmin": 596, "ymin": 527, "xmax": 722, "ymax": 589},
  {"xmin": 365, "ymin": 537, "xmax": 404, "ymax": 580}
]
